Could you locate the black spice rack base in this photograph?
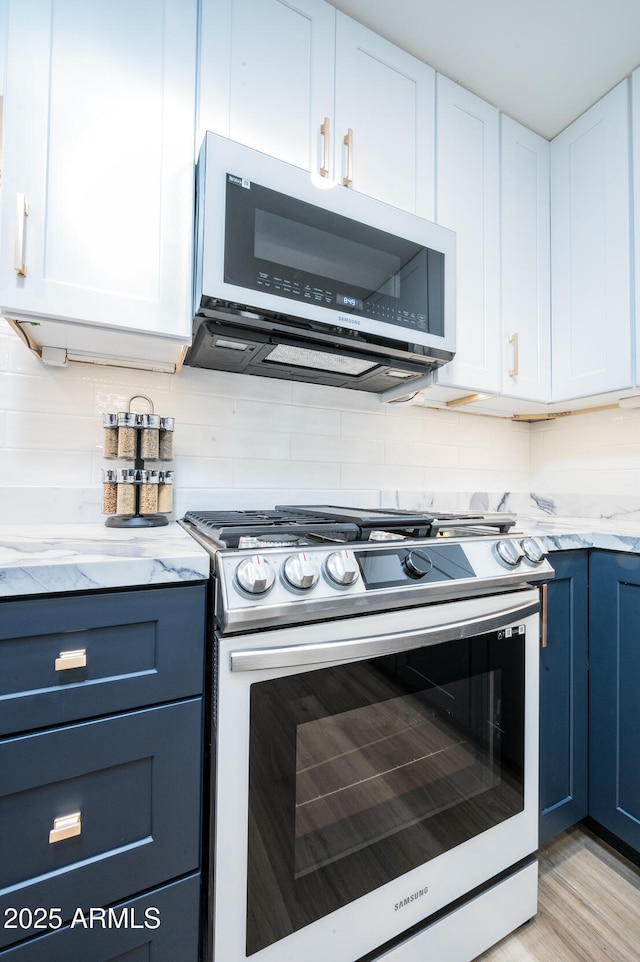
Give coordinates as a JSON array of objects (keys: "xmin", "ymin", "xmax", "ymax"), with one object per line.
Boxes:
[{"xmin": 105, "ymin": 513, "xmax": 169, "ymax": 529}]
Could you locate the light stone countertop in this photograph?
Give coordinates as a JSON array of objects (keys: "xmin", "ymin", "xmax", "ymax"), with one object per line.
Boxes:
[
  {"xmin": 516, "ymin": 515, "xmax": 640, "ymax": 555},
  {"xmin": 2, "ymin": 515, "xmax": 640, "ymax": 599},
  {"xmin": 0, "ymin": 522, "xmax": 210, "ymax": 598}
]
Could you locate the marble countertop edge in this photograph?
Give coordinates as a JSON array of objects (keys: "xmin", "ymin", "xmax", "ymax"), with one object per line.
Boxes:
[
  {"xmin": 516, "ymin": 515, "xmax": 640, "ymax": 552},
  {"xmin": 0, "ymin": 522, "xmax": 210, "ymax": 597}
]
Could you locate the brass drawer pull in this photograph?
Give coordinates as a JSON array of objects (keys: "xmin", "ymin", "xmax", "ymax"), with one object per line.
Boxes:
[
  {"xmin": 540, "ymin": 583, "xmax": 548, "ymax": 648},
  {"xmin": 343, "ymin": 127, "xmax": 354, "ymax": 187},
  {"xmin": 14, "ymin": 193, "xmax": 28, "ymax": 277},
  {"xmin": 54, "ymin": 648, "xmax": 87, "ymax": 671},
  {"xmin": 49, "ymin": 812, "xmax": 82, "ymax": 844},
  {"xmin": 320, "ymin": 116, "xmax": 330, "ymax": 177},
  {"xmin": 508, "ymin": 332, "xmax": 519, "ymax": 377}
]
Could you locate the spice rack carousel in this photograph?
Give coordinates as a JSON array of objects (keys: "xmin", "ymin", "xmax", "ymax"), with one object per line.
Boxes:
[{"xmin": 101, "ymin": 395, "xmax": 174, "ymax": 528}]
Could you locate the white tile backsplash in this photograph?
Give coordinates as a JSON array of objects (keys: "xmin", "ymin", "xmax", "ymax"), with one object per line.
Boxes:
[
  {"xmin": 3, "ymin": 324, "xmax": 640, "ymax": 524},
  {"xmin": 6, "ymin": 411, "xmax": 100, "ymax": 452},
  {"xmin": 2, "ymin": 449, "xmax": 93, "ymax": 487},
  {"xmin": 291, "ymin": 432, "xmax": 384, "ymax": 464}
]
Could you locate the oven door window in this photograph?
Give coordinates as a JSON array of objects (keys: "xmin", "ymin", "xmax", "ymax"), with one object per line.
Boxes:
[{"xmin": 246, "ymin": 628, "xmax": 525, "ymax": 955}]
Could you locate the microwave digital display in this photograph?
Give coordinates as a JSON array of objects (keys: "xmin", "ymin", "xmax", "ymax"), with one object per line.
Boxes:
[
  {"xmin": 223, "ymin": 175, "xmax": 444, "ymax": 338},
  {"xmin": 337, "ymin": 293, "xmax": 363, "ymax": 310}
]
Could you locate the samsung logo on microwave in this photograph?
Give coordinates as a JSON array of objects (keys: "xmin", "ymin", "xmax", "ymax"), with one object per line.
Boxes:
[
  {"xmin": 338, "ymin": 315, "xmax": 361, "ymax": 327},
  {"xmin": 394, "ymin": 884, "xmax": 429, "ymax": 911}
]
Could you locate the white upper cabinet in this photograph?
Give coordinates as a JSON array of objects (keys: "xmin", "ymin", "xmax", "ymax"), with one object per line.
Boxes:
[
  {"xmin": 0, "ymin": 0, "xmax": 197, "ymax": 370},
  {"xmin": 550, "ymin": 80, "xmax": 632, "ymax": 401},
  {"xmin": 199, "ymin": 0, "xmax": 435, "ymax": 217},
  {"xmin": 0, "ymin": 0, "xmax": 6, "ymax": 97},
  {"xmin": 500, "ymin": 117, "xmax": 551, "ymax": 402},
  {"xmin": 333, "ymin": 12, "xmax": 434, "ymax": 219},
  {"xmin": 434, "ymin": 75, "xmax": 501, "ymax": 393},
  {"xmin": 198, "ymin": 0, "xmax": 335, "ymax": 174}
]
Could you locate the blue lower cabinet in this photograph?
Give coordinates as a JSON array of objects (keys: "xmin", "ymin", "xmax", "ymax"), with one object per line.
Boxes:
[
  {"xmin": 589, "ymin": 550, "xmax": 640, "ymax": 853},
  {"xmin": 539, "ymin": 551, "xmax": 589, "ymax": 843},
  {"xmin": 0, "ymin": 584, "xmax": 206, "ymax": 737},
  {"xmin": 0, "ymin": 699, "xmax": 202, "ymax": 950},
  {"xmin": 0, "ymin": 583, "xmax": 206, "ymax": 958},
  {"xmin": 0, "ymin": 873, "xmax": 200, "ymax": 960}
]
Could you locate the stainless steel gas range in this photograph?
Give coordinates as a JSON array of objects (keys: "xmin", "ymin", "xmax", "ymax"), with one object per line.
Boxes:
[{"xmin": 181, "ymin": 505, "xmax": 554, "ymax": 962}]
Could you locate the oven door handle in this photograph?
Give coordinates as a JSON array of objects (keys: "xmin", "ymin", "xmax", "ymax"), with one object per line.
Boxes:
[{"xmin": 229, "ymin": 598, "xmax": 539, "ymax": 672}]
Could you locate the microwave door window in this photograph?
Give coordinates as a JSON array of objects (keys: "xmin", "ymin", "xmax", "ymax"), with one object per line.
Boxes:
[
  {"xmin": 223, "ymin": 175, "xmax": 445, "ymax": 339},
  {"xmin": 254, "ymin": 209, "xmax": 403, "ymax": 295}
]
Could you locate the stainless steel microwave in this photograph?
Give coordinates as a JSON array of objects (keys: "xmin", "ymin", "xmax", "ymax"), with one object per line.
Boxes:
[{"xmin": 187, "ymin": 132, "xmax": 456, "ymax": 393}]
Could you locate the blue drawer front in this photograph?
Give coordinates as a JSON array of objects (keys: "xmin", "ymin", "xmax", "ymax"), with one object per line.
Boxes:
[
  {"xmin": 0, "ymin": 585, "xmax": 206, "ymax": 736},
  {"xmin": 0, "ymin": 873, "xmax": 200, "ymax": 960},
  {"xmin": 0, "ymin": 700, "xmax": 202, "ymax": 949}
]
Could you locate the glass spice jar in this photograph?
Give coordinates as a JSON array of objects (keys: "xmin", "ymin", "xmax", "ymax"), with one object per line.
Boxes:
[
  {"xmin": 117, "ymin": 412, "xmax": 139, "ymax": 459},
  {"xmin": 102, "ymin": 413, "xmax": 119, "ymax": 459},
  {"xmin": 139, "ymin": 470, "xmax": 159, "ymax": 515},
  {"xmin": 116, "ymin": 469, "xmax": 137, "ymax": 515},
  {"xmin": 157, "ymin": 470, "xmax": 174, "ymax": 513},
  {"xmin": 101, "ymin": 468, "xmax": 118, "ymax": 514},
  {"xmin": 159, "ymin": 417, "xmax": 175, "ymax": 460},
  {"xmin": 140, "ymin": 413, "xmax": 161, "ymax": 460}
]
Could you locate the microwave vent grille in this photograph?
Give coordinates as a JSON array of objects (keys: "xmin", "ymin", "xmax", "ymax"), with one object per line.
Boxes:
[{"xmin": 265, "ymin": 343, "xmax": 377, "ymax": 376}]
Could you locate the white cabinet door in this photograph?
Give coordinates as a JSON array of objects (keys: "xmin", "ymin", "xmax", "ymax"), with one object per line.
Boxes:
[
  {"xmin": 199, "ymin": 2, "xmax": 435, "ymax": 216},
  {"xmin": 550, "ymin": 80, "xmax": 632, "ymax": 401},
  {"xmin": 0, "ymin": 0, "xmax": 6, "ymax": 97},
  {"xmin": 501, "ymin": 116, "xmax": 551, "ymax": 402},
  {"xmin": 434, "ymin": 75, "xmax": 501, "ymax": 393},
  {"xmin": 199, "ymin": 0, "xmax": 335, "ymax": 175},
  {"xmin": 334, "ymin": 12, "xmax": 435, "ymax": 218},
  {"xmin": 0, "ymin": 0, "xmax": 197, "ymax": 348}
]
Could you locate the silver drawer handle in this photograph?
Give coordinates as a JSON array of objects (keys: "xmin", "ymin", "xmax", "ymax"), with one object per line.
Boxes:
[
  {"xmin": 54, "ymin": 648, "xmax": 87, "ymax": 671},
  {"xmin": 49, "ymin": 812, "xmax": 82, "ymax": 844}
]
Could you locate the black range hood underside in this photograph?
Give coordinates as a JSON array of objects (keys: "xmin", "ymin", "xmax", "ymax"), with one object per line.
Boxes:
[{"xmin": 185, "ymin": 305, "xmax": 452, "ymax": 393}]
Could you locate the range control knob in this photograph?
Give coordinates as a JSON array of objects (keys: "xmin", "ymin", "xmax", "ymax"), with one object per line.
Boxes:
[
  {"xmin": 495, "ymin": 539, "xmax": 525, "ymax": 568},
  {"xmin": 404, "ymin": 549, "xmax": 433, "ymax": 579},
  {"xmin": 325, "ymin": 550, "xmax": 359, "ymax": 586},
  {"xmin": 283, "ymin": 553, "xmax": 319, "ymax": 590},
  {"xmin": 520, "ymin": 536, "xmax": 547, "ymax": 565},
  {"xmin": 235, "ymin": 555, "xmax": 275, "ymax": 594}
]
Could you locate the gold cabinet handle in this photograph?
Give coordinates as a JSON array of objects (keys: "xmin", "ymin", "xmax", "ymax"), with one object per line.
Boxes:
[
  {"xmin": 540, "ymin": 583, "xmax": 548, "ymax": 648},
  {"xmin": 343, "ymin": 128, "xmax": 354, "ymax": 187},
  {"xmin": 54, "ymin": 648, "xmax": 87, "ymax": 671},
  {"xmin": 508, "ymin": 332, "xmax": 519, "ymax": 377},
  {"xmin": 14, "ymin": 193, "xmax": 28, "ymax": 277},
  {"xmin": 320, "ymin": 117, "xmax": 330, "ymax": 177},
  {"xmin": 49, "ymin": 812, "xmax": 82, "ymax": 844}
]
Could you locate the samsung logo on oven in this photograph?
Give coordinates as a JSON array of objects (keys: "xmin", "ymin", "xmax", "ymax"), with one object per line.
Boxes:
[{"xmin": 394, "ymin": 884, "xmax": 429, "ymax": 911}]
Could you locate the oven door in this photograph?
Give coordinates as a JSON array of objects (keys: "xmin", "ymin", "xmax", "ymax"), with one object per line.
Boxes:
[{"xmin": 212, "ymin": 589, "xmax": 540, "ymax": 962}]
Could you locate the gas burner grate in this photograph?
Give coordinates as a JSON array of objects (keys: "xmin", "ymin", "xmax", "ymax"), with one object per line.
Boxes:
[
  {"xmin": 182, "ymin": 510, "xmax": 361, "ymax": 549},
  {"xmin": 182, "ymin": 505, "xmax": 517, "ymax": 549}
]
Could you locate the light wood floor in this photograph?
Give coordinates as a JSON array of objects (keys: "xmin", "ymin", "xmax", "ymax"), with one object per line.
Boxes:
[{"xmin": 476, "ymin": 826, "xmax": 640, "ymax": 962}]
